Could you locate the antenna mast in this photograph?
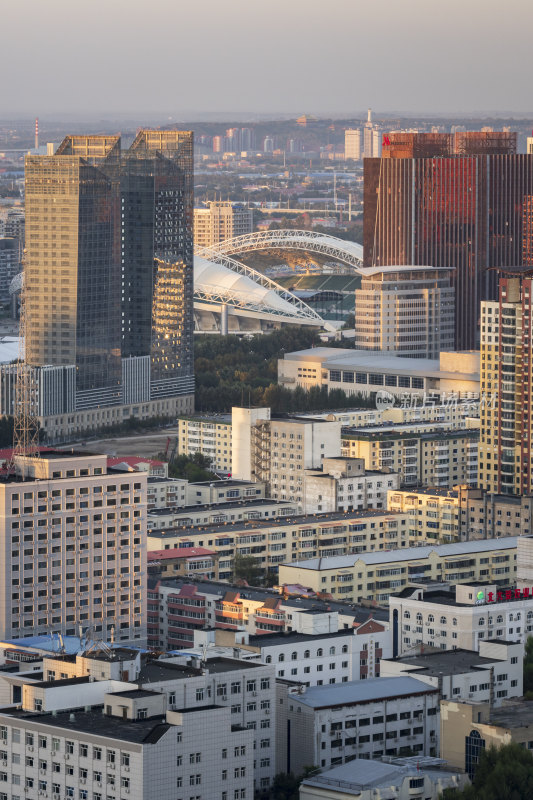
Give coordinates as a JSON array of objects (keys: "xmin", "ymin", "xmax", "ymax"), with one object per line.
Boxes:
[{"xmin": 11, "ymin": 271, "xmax": 40, "ymax": 477}]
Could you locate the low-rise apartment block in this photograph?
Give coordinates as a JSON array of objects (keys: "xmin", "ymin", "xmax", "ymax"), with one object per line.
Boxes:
[
  {"xmin": 304, "ymin": 456, "xmax": 399, "ymax": 513},
  {"xmin": 303, "ymin": 400, "xmax": 478, "ymax": 429},
  {"xmin": 342, "ymin": 426, "xmax": 478, "ymax": 487},
  {"xmin": 176, "ymin": 413, "xmax": 232, "ymax": 472},
  {"xmin": 279, "ymin": 677, "xmax": 440, "ymax": 775},
  {"xmin": 148, "ymin": 509, "xmax": 414, "ymax": 581},
  {"xmin": 389, "ymin": 580, "xmax": 533, "ymax": 655},
  {"xmin": 148, "ymin": 497, "xmax": 298, "ymax": 532},
  {"xmin": 279, "ymin": 537, "xmax": 519, "ymax": 606},
  {"xmin": 388, "ymin": 486, "xmax": 533, "ymax": 542}
]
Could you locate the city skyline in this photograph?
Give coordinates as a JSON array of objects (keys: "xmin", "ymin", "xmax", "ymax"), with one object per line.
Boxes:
[{"xmin": 2, "ymin": 0, "xmax": 533, "ymax": 117}]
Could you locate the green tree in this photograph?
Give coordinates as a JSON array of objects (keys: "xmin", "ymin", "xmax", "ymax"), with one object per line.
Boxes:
[
  {"xmin": 441, "ymin": 743, "xmax": 533, "ymax": 800},
  {"xmin": 167, "ymin": 452, "xmax": 217, "ymax": 482},
  {"xmin": 232, "ymin": 554, "xmax": 264, "ymax": 586}
]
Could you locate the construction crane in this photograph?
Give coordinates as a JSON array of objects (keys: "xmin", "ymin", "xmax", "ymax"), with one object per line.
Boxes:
[{"xmin": 9, "ymin": 268, "xmax": 40, "ymax": 479}]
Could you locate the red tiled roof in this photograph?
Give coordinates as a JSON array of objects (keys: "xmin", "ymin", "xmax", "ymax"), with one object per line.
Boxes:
[{"xmin": 148, "ymin": 547, "xmax": 216, "ymax": 562}]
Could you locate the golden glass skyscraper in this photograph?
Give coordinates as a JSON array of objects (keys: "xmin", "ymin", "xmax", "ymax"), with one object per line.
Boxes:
[{"xmin": 16, "ymin": 130, "xmax": 194, "ymax": 438}]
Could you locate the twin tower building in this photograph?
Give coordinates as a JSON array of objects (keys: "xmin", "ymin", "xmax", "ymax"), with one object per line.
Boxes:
[{"xmin": 2, "ymin": 130, "xmax": 194, "ymax": 441}]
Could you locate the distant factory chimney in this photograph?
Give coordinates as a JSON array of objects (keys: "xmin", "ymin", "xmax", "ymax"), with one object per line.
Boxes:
[{"xmin": 35, "ymin": 118, "xmax": 39, "ymax": 151}]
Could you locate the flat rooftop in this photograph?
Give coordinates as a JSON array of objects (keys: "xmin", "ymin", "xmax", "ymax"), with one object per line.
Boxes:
[
  {"xmin": 486, "ymin": 700, "xmax": 533, "ymax": 729},
  {"xmin": 342, "ymin": 427, "xmax": 479, "ymax": 442},
  {"xmin": 285, "ymin": 536, "xmax": 518, "ymax": 571},
  {"xmin": 148, "ymin": 498, "xmax": 290, "ymax": 518},
  {"xmin": 148, "ymin": 508, "xmax": 405, "ymax": 538},
  {"xmin": 247, "ymin": 626, "xmax": 379, "ymax": 648},
  {"xmin": 387, "ymin": 648, "xmax": 505, "ymax": 676},
  {"xmin": 0, "ymin": 706, "xmax": 170, "ymax": 744},
  {"xmin": 399, "ymin": 588, "xmax": 524, "ymax": 609},
  {"xmin": 295, "ymin": 676, "xmax": 437, "ymax": 708}
]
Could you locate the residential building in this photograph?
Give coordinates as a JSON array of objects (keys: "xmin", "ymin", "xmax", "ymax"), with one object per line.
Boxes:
[
  {"xmin": 176, "ymin": 413, "xmax": 232, "ymax": 472},
  {"xmin": 278, "ymin": 348, "xmax": 480, "ymax": 401},
  {"xmin": 147, "ymin": 578, "xmax": 389, "ymax": 651},
  {"xmin": 147, "ymin": 477, "xmax": 188, "ymax": 510},
  {"xmin": 380, "ymin": 640, "xmax": 523, "ymax": 706},
  {"xmin": 299, "ymin": 758, "xmax": 468, "ymax": 800},
  {"xmin": 304, "ymin": 457, "xmax": 400, "ymax": 513},
  {"xmin": 148, "ymin": 547, "xmax": 220, "ymax": 581},
  {"xmin": 387, "ymin": 488, "xmax": 461, "ymax": 543},
  {"xmin": 231, "ymin": 407, "xmax": 342, "ymax": 509},
  {"xmin": 344, "ymin": 129, "xmax": 361, "ymax": 161},
  {"xmin": 194, "ymin": 201, "xmax": 253, "ymax": 249},
  {"xmin": 279, "ymin": 538, "xmax": 520, "ymax": 606},
  {"xmin": 388, "ymin": 486, "xmax": 533, "ymax": 542},
  {"xmin": 389, "ymin": 581, "xmax": 533, "ymax": 656},
  {"xmin": 354, "ymin": 268, "xmax": 455, "ymax": 358},
  {"xmin": 280, "ymin": 677, "xmax": 439, "ymax": 775},
  {"xmin": 0, "ymin": 451, "xmax": 147, "ymax": 643},
  {"xmin": 342, "ymin": 426, "xmax": 478, "ymax": 488},
  {"xmin": 479, "ymin": 275, "xmax": 533, "ymax": 495},
  {"xmin": 147, "ymin": 497, "xmax": 298, "ymax": 532},
  {"xmin": 303, "ymin": 401, "xmax": 478, "ymax": 429},
  {"xmin": 148, "ymin": 508, "xmax": 414, "ymax": 581},
  {"xmin": 107, "ymin": 457, "xmax": 168, "ymax": 478},
  {"xmin": 363, "ymin": 130, "xmax": 529, "ymax": 349},
  {"xmin": 440, "ymin": 699, "xmax": 533, "ymax": 779},
  {"xmin": 9, "ymin": 131, "xmax": 194, "ymax": 441},
  {"xmin": 185, "ymin": 479, "xmax": 266, "ymax": 507}
]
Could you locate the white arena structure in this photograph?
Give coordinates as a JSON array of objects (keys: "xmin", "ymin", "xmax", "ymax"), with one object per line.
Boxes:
[{"xmin": 194, "ymin": 230, "xmax": 364, "ymax": 334}]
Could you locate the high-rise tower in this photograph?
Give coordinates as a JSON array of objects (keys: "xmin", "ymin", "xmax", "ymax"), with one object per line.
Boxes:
[
  {"xmin": 12, "ymin": 130, "xmax": 194, "ymax": 439},
  {"xmin": 363, "ymin": 131, "xmax": 533, "ymax": 350},
  {"xmin": 479, "ymin": 272, "xmax": 533, "ymax": 496}
]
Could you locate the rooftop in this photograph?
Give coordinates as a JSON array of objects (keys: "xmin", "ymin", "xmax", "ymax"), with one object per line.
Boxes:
[
  {"xmin": 387, "ymin": 648, "xmax": 508, "ymax": 677},
  {"xmin": 285, "ymin": 536, "xmax": 518, "ymax": 571},
  {"xmin": 247, "ymin": 622, "xmax": 383, "ymax": 648},
  {"xmin": 0, "ymin": 705, "xmax": 170, "ymax": 744},
  {"xmin": 301, "ymin": 758, "xmax": 461, "ymax": 793},
  {"xmin": 148, "ymin": 547, "xmax": 217, "ymax": 562},
  {"xmin": 148, "ymin": 498, "xmax": 290, "ymax": 518},
  {"xmin": 489, "ymin": 700, "xmax": 533, "ymax": 729},
  {"xmin": 148, "ymin": 507, "xmax": 405, "ymax": 538},
  {"xmin": 342, "ymin": 427, "xmax": 479, "ymax": 442},
  {"xmin": 295, "ymin": 676, "xmax": 437, "ymax": 708}
]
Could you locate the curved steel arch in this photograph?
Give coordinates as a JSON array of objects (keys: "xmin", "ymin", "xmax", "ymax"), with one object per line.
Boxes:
[
  {"xmin": 194, "ymin": 251, "xmax": 325, "ymax": 325},
  {"xmin": 196, "ymin": 229, "xmax": 364, "ymax": 269}
]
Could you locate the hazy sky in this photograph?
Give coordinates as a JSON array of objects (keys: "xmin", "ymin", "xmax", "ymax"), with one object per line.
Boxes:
[{"xmin": 3, "ymin": 0, "xmax": 533, "ymax": 118}]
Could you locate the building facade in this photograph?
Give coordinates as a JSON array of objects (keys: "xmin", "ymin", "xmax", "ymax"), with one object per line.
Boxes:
[
  {"xmin": 344, "ymin": 129, "xmax": 361, "ymax": 161},
  {"xmin": 9, "ymin": 130, "xmax": 195, "ymax": 440},
  {"xmin": 279, "ymin": 538, "xmax": 520, "ymax": 606},
  {"xmin": 354, "ymin": 268, "xmax": 455, "ymax": 359},
  {"xmin": 176, "ymin": 413, "xmax": 233, "ymax": 473},
  {"xmin": 363, "ymin": 130, "xmax": 532, "ymax": 349},
  {"xmin": 0, "ymin": 452, "xmax": 147, "ymax": 643},
  {"xmin": 194, "ymin": 201, "xmax": 253, "ymax": 249},
  {"xmin": 304, "ymin": 457, "xmax": 400, "ymax": 513},
  {"xmin": 479, "ymin": 275, "xmax": 533, "ymax": 494}
]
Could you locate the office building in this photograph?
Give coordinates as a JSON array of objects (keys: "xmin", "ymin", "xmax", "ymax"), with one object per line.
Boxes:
[
  {"xmin": 363, "ymin": 130, "xmax": 533, "ymax": 349},
  {"xmin": 479, "ymin": 275, "xmax": 533, "ymax": 494},
  {"xmin": 363, "ymin": 109, "xmax": 381, "ymax": 158},
  {"xmin": 440, "ymin": 699, "xmax": 533, "ymax": 779},
  {"xmin": 280, "ymin": 676, "xmax": 439, "ymax": 775},
  {"xmin": 194, "ymin": 200, "xmax": 253, "ymax": 249},
  {"xmin": 0, "ymin": 645, "xmax": 276, "ymax": 794},
  {"xmin": 299, "ymin": 758, "xmax": 468, "ymax": 800},
  {"xmin": 342, "ymin": 425, "xmax": 478, "ymax": 488},
  {"xmin": 0, "ymin": 451, "xmax": 147, "ymax": 643},
  {"xmin": 279, "ymin": 538, "xmax": 519, "ymax": 606},
  {"xmin": 8, "ymin": 130, "xmax": 194, "ymax": 440},
  {"xmin": 380, "ymin": 639, "xmax": 523, "ymax": 706},
  {"xmin": 353, "ymin": 267, "xmax": 455, "ymax": 358},
  {"xmin": 278, "ymin": 348, "xmax": 480, "ymax": 401},
  {"xmin": 389, "ymin": 580, "xmax": 533, "ymax": 656},
  {"xmin": 344, "ymin": 129, "xmax": 361, "ymax": 161}
]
